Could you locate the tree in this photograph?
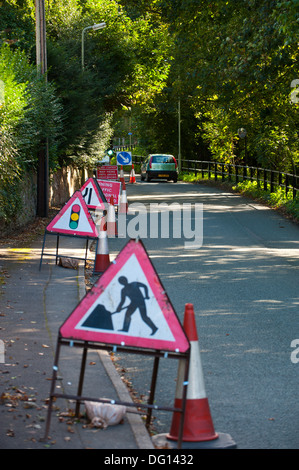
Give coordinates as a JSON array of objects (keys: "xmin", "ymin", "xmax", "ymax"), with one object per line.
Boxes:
[
  {"xmin": 45, "ymin": 0, "xmax": 173, "ymax": 164},
  {"xmin": 119, "ymin": 0, "xmax": 299, "ymax": 170},
  {"xmin": 0, "ymin": 42, "xmax": 62, "ymax": 220}
]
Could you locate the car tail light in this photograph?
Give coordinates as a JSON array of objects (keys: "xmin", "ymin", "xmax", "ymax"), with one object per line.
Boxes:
[
  {"xmin": 173, "ymin": 157, "xmax": 177, "ymax": 168},
  {"xmin": 149, "ymin": 157, "xmax": 153, "ymax": 168}
]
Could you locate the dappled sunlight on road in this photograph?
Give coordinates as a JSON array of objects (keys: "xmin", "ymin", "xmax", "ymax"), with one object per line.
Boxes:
[{"xmin": 146, "ymin": 242, "xmax": 299, "ymax": 264}]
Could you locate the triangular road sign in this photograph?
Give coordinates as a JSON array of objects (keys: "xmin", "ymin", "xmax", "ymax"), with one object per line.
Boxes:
[
  {"xmin": 80, "ymin": 178, "xmax": 107, "ymax": 210},
  {"xmin": 60, "ymin": 239, "xmax": 190, "ymax": 353},
  {"xmin": 46, "ymin": 191, "xmax": 98, "ymax": 238}
]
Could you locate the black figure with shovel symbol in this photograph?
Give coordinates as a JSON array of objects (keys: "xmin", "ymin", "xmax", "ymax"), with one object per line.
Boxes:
[{"xmin": 114, "ymin": 276, "xmax": 158, "ymax": 336}]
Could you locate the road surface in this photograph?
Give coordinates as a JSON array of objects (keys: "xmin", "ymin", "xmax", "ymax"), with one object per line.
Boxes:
[{"xmin": 109, "ymin": 178, "xmax": 299, "ymax": 449}]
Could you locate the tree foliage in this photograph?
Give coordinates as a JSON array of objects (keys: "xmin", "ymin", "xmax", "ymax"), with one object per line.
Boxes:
[
  {"xmin": 44, "ymin": 0, "xmax": 173, "ymax": 165},
  {"xmin": 1, "ymin": 0, "xmax": 298, "ymax": 204},
  {"xmin": 120, "ymin": 0, "xmax": 299, "ymax": 170},
  {"xmin": 0, "ymin": 42, "xmax": 62, "ymax": 220}
]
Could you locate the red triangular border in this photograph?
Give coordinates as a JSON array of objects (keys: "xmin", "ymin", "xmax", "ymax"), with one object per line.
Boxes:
[
  {"xmin": 60, "ymin": 239, "xmax": 190, "ymax": 353},
  {"xmin": 46, "ymin": 191, "xmax": 98, "ymax": 238},
  {"xmin": 80, "ymin": 178, "xmax": 107, "ymax": 210}
]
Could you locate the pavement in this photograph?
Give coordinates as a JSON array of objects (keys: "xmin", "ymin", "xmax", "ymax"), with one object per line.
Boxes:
[{"xmin": 0, "ymin": 227, "xmax": 155, "ymax": 449}]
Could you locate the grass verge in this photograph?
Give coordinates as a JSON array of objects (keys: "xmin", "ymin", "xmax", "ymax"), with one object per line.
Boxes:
[{"xmin": 178, "ymin": 172, "xmax": 299, "ymax": 223}]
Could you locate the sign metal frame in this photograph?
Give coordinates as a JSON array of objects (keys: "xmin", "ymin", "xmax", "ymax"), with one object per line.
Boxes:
[
  {"xmin": 39, "ymin": 191, "xmax": 99, "ymax": 270},
  {"xmin": 42, "ymin": 335, "xmax": 190, "ymax": 449},
  {"xmin": 41, "ymin": 239, "xmax": 191, "ymax": 448},
  {"xmin": 39, "ymin": 231, "xmax": 98, "ymax": 271}
]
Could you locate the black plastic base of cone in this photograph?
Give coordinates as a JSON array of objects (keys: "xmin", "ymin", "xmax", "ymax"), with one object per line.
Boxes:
[{"xmin": 152, "ymin": 433, "xmax": 237, "ymax": 449}]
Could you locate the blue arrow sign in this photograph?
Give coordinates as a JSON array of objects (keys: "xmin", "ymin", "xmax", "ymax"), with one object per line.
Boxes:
[{"xmin": 117, "ymin": 151, "xmax": 132, "ymax": 166}]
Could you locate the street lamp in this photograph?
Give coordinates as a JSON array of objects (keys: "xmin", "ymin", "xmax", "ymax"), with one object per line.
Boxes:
[{"xmin": 81, "ymin": 22, "xmax": 106, "ymax": 70}]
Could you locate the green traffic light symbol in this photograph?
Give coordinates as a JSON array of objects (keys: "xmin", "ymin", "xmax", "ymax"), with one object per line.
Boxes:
[{"xmin": 69, "ymin": 203, "xmax": 81, "ymax": 229}]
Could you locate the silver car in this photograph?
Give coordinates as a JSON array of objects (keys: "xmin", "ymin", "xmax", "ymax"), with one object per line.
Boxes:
[{"xmin": 140, "ymin": 154, "xmax": 178, "ymax": 182}]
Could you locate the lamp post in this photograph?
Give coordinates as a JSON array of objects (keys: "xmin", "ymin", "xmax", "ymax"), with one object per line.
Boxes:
[
  {"xmin": 238, "ymin": 127, "xmax": 247, "ymax": 163},
  {"xmin": 178, "ymin": 98, "xmax": 181, "ymax": 173},
  {"xmin": 35, "ymin": 0, "xmax": 48, "ymax": 217},
  {"xmin": 81, "ymin": 22, "xmax": 106, "ymax": 70}
]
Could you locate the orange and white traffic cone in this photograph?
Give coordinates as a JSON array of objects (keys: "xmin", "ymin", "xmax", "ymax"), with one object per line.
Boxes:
[
  {"xmin": 152, "ymin": 303, "xmax": 236, "ymax": 449},
  {"xmin": 107, "ymin": 195, "xmax": 118, "ymax": 237},
  {"xmin": 119, "ymin": 181, "xmax": 128, "ymax": 214},
  {"xmin": 129, "ymin": 164, "xmax": 136, "ymax": 184},
  {"xmin": 119, "ymin": 165, "xmax": 125, "ymax": 184},
  {"xmin": 167, "ymin": 303, "xmax": 219, "ymax": 443},
  {"xmin": 94, "ymin": 216, "xmax": 110, "ymax": 274}
]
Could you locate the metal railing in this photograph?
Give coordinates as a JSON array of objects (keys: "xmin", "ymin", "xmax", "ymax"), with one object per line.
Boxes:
[
  {"xmin": 114, "ymin": 144, "xmax": 136, "ymax": 152},
  {"xmin": 121, "ymin": 153, "xmax": 298, "ymax": 200},
  {"xmin": 181, "ymin": 160, "xmax": 298, "ymax": 200}
]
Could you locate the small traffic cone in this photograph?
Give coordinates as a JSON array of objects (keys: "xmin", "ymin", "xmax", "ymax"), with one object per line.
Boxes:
[
  {"xmin": 167, "ymin": 303, "xmax": 218, "ymax": 443},
  {"xmin": 107, "ymin": 195, "xmax": 118, "ymax": 237},
  {"xmin": 119, "ymin": 181, "xmax": 128, "ymax": 214},
  {"xmin": 119, "ymin": 165, "xmax": 125, "ymax": 184},
  {"xmin": 94, "ymin": 216, "xmax": 110, "ymax": 274},
  {"xmin": 129, "ymin": 164, "xmax": 136, "ymax": 183}
]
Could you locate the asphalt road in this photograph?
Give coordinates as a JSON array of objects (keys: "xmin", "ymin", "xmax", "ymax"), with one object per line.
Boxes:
[{"xmin": 111, "ymin": 177, "xmax": 299, "ymax": 450}]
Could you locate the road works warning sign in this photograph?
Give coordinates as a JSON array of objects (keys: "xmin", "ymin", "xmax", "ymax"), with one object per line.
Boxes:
[
  {"xmin": 96, "ymin": 165, "xmax": 118, "ymax": 180},
  {"xmin": 46, "ymin": 191, "xmax": 98, "ymax": 238},
  {"xmin": 97, "ymin": 179, "xmax": 122, "ymax": 206},
  {"xmin": 60, "ymin": 239, "xmax": 189, "ymax": 352},
  {"xmin": 80, "ymin": 178, "xmax": 107, "ymax": 210}
]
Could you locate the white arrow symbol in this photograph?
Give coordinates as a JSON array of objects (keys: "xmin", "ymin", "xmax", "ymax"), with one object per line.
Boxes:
[{"xmin": 118, "ymin": 152, "xmax": 131, "ymax": 164}]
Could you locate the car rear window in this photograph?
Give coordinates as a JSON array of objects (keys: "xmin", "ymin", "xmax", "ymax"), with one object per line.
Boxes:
[{"xmin": 151, "ymin": 155, "xmax": 175, "ymax": 163}]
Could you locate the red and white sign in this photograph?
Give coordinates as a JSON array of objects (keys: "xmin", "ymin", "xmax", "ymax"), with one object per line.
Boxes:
[
  {"xmin": 80, "ymin": 178, "xmax": 107, "ymax": 210},
  {"xmin": 46, "ymin": 191, "xmax": 98, "ymax": 238},
  {"xmin": 96, "ymin": 165, "xmax": 118, "ymax": 180},
  {"xmin": 60, "ymin": 239, "xmax": 189, "ymax": 352},
  {"xmin": 97, "ymin": 180, "xmax": 122, "ymax": 205}
]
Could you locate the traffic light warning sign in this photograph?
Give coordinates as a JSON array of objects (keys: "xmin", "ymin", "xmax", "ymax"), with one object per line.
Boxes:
[
  {"xmin": 46, "ymin": 191, "xmax": 98, "ymax": 238},
  {"xmin": 80, "ymin": 178, "xmax": 107, "ymax": 210},
  {"xmin": 60, "ymin": 238, "xmax": 190, "ymax": 353}
]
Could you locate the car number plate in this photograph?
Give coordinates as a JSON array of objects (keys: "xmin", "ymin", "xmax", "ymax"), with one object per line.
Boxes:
[{"xmin": 158, "ymin": 174, "xmax": 169, "ymax": 177}]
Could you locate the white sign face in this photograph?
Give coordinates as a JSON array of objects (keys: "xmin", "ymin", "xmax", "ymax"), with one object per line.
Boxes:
[{"xmin": 76, "ymin": 253, "xmax": 175, "ymax": 341}]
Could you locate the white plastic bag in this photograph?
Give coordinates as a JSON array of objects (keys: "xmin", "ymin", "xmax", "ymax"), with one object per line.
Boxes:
[{"xmin": 84, "ymin": 401, "xmax": 126, "ymax": 429}]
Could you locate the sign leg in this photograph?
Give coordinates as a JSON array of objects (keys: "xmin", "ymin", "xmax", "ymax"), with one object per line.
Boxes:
[
  {"xmin": 39, "ymin": 231, "xmax": 47, "ymax": 271},
  {"xmin": 92, "ymin": 238, "xmax": 99, "ymax": 274},
  {"xmin": 75, "ymin": 342, "xmax": 88, "ymax": 417},
  {"xmin": 84, "ymin": 238, "xmax": 89, "ymax": 268},
  {"xmin": 55, "ymin": 235, "xmax": 60, "ymax": 265},
  {"xmin": 177, "ymin": 354, "xmax": 190, "ymax": 450},
  {"xmin": 41, "ymin": 338, "xmax": 62, "ymax": 441},
  {"xmin": 146, "ymin": 356, "xmax": 160, "ymax": 428}
]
